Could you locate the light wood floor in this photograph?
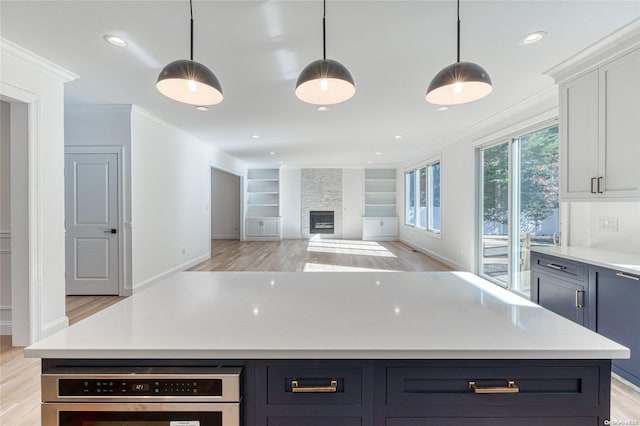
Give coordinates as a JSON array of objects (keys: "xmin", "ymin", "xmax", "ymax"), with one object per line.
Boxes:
[
  {"xmin": 189, "ymin": 239, "xmax": 452, "ymax": 272},
  {"xmin": 1, "ymin": 240, "xmax": 639, "ymax": 424}
]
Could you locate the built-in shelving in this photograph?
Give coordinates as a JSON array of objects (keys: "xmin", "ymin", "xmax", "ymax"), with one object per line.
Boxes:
[
  {"xmin": 246, "ymin": 169, "xmax": 280, "ymax": 218},
  {"xmin": 363, "ymin": 169, "xmax": 398, "ymax": 240},
  {"xmin": 364, "ymin": 168, "xmax": 396, "ymax": 218},
  {"xmin": 245, "ymin": 168, "xmax": 281, "ymax": 240}
]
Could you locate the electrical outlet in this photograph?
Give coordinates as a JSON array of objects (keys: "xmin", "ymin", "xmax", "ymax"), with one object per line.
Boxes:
[
  {"xmin": 181, "ymin": 248, "xmax": 186, "ymax": 255},
  {"xmin": 598, "ymin": 217, "xmax": 618, "ymax": 232}
]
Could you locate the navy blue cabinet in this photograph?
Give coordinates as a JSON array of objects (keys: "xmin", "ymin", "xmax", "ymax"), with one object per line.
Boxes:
[
  {"xmin": 589, "ymin": 266, "xmax": 640, "ymax": 386},
  {"xmin": 531, "ymin": 254, "xmax": 588, "ymax": 326}
]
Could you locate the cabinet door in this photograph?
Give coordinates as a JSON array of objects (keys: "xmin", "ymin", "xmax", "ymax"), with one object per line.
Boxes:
[
  {"xmin": 246, "ymin": 219, "xmax": 263, "ymax": 237},
  {"xmin": 599, "ymin": 49, "xmax": 640, "ymax": 198},
  {"xmin": 380, "ymin": 218, "xmax": 398, "ymax": 237},
  {"xmin": 362, "ymin": 219, "xmax": 381, "ymax": 238},
  {"xmin": 531, "ymin": 270, "xmax": 586, "ymax": 326},
  {"xmin": 590, "ymin": 267, "xmax": 640, "ymax": 385},
  {"xmin": 262, "ymin": 219, "xmax": 280, "ymax": 237},
  {"xmin": 561, "ymin": 71, "xmax": 600, "ymax": 200}
]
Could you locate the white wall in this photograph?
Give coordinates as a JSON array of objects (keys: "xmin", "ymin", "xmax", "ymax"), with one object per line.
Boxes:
[
  {"xmin": 1, "ymin": 37, "xmax": 77, "ymax": 344},
  {"xmin": 281, "ymin": 168, "xmax": 301, "ymax": 239},
  {"xmin": 130, "ymin": 108, "xmax": 216, "ymax": 290},
  {"xmin": 568, "ymin": 202, "xmax": 640, "ymax": 253},
  {"xmin": 0, "ymin": 101, "xmax": 11, "ymax": 334},
  {"xmin": 211, "ymin": 168, "xmax": 240, "ymax": 239},
  {"xmin": 343, "ymin": 168, "xmax": 364, "ymax": 239}
]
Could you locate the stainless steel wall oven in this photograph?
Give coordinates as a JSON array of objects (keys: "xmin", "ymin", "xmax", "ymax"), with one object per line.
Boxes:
[{"xmin": 41, "ymin": 367, "xmax": 241, "ymax": 426}]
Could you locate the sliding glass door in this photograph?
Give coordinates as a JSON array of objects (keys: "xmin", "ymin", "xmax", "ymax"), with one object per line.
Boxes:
[{"xmin": 479, "ymin": 124, "xmax": 559, "ymax": 295}]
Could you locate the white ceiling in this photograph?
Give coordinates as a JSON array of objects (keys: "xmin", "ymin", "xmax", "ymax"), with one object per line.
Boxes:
[{"xmin": 2, "ymin": 1, "xmax": 639, "ymax": 168}]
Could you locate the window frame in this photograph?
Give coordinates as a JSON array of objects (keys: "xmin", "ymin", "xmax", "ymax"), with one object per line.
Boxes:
[
  {"xmin": 404, "ymin": 156, "xmax": 441, "ymax": 237},
  {"xmin": 476, "ymin": 119, "xmax": 560, "ymax": 295}
]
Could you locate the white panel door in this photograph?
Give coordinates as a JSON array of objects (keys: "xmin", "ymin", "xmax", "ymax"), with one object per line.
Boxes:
[{"xmin": 65, "ymin": 153, "xmax": 119, "ymax": 295}]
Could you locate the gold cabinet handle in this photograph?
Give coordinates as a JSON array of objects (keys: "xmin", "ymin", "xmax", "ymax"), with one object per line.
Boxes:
[
  {"xmin": 545, "ymin": 263, "xmax": 566, "ymax": 271},
  {"xmin": 468, "ymin": 380, "xmax": 519, "ymax": 394},
  {"xmin": 616, "ymin": 272, "xmax": 640, "ymax": 281},
  {"xmin": 291, "ymin": 379, "xmax": 338, "ymax": 393},
  {"xmin": 597, "ymin": 176, "xmax": 604, "ymax": 194}
]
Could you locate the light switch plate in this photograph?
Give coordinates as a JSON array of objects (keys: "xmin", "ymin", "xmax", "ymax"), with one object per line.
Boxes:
[{"xmin": 598, "ymin": 216, "xmax": 618, "ymax": 231}]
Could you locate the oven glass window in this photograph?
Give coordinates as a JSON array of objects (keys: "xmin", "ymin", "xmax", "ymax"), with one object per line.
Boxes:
[{"xmin": 60, "ymin": 412, "xmax": 222, "ymax": 426}]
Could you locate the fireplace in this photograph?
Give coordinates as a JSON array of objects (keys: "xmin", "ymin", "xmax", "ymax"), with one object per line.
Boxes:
[{"xmin": 310, "ymin": 211, "xmax": 334, "ymax": 234}]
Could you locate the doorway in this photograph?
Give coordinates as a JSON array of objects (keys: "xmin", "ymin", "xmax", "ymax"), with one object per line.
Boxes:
[{"xmin": 210, "ymin": 168, "xmax": 241, "ymax": 241}]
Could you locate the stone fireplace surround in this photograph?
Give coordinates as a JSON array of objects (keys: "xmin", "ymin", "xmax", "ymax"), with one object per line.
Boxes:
[{"xmin": 300, "ymin": 168, "xmax": 343, "ymax": 239}]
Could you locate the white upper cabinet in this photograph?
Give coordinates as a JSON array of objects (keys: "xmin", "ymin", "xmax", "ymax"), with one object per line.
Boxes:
[{"xmin": 558, "ymin": 47, "xmax": 640, "ymax": 201}]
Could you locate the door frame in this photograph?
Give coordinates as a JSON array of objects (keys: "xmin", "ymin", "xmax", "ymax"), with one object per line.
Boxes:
[
  {"xmin": 65, "ymin": 145, "xmax": 126, "ymax": 296},
  {"xmin": 0, "ymin": 86, "xmax": 42, "ymax": 345}
]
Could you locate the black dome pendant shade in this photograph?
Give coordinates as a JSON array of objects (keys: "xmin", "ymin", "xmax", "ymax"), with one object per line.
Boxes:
[
  {"xmin": 156, "ymin": 0, "xmax": 223, "ymax": 106},
  {"xmin": 295, "ymin": 0, "xmax": 355, "ymax": 105},
  {"xmin": 426, "ymin": 0, "xmax": 492, "ymax": 106}
]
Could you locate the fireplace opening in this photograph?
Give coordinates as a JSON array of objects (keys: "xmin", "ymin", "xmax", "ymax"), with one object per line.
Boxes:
[{"xmin": 310, "ymin": 211, "xmax": 334, "ymax": 234}]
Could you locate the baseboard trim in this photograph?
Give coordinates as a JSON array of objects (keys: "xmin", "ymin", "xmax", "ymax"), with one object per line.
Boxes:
[
  {"xmin": 399, "ymin": 238, "xmax": 467, "ymax": 271},
  {"xmin": 211, "ymin": 234, "xmax": 240, "ymax": 240},
  {"xmin": 41, "ymin": 315, "xmax": 69, "ymax": 339},
  {"xmin": 132, "ymin": 254, "xmax": 211, "ymax": 293},
  {"xmin": 0, "ymin": 321, "xmax": 12, "ymax": 335}
]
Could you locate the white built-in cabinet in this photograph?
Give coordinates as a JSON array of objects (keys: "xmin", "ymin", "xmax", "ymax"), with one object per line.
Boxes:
[
  {"xmin": 558, "ymin": 47, "xmax": 640, "ymax": 201},
  {"xmin": 362, "ymin": 169, "xmax": 398, "ymax": 241},
  {"xmin": 245, "ymin": 169, "xmax": 282, "ymax": 240}
]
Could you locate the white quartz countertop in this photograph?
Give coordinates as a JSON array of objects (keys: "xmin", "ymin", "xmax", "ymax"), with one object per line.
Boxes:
[
  {"xmin": 531, "ymin": 246, "xmax": 640, "ymax": 275},
  {"xmin": 25, "ymin": 271, "xmax": 629, "ymax": 360}
]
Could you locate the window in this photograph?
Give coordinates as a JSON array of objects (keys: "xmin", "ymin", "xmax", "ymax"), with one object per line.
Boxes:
[
  {"xmin": 405, "ymin": 170, "xmax": 415, "ymax": 226},
  {"xmin": 405, "ymin": 159, "xmax": 441, "ymax": 233},
  {"xmin": 478, "ymin": 124, "xmax": 559, "ymax": 295}
]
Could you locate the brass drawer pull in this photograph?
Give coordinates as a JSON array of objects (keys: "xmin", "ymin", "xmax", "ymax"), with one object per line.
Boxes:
[
  {"xmin": 616, "ymin": 272, "xmax": 640, "ymax": 281},
  {"xmin": 468, "ymin": 380, "xmax": 519, "ymax": 394},
  {"xmin": 545, "ymin": 263, "xmax": 566, "ymax": 271},
  {"xmin": 291, "ymin": 379, "xmax": 338, "ymax": 393}
]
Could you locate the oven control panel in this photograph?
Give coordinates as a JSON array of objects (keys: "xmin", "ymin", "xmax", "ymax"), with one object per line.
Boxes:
[{"xmin": 59, "ymin": 378, "xmax": 223, "ymax": 396}]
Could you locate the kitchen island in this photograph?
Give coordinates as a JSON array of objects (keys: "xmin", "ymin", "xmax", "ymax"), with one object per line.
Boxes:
[{"xmin": 26, "ymin": 271, "xmax": 629, "ymax": 425}]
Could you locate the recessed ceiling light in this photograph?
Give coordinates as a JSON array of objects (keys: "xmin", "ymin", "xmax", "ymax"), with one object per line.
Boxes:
[
  {"xmin": 520, "ymin": 31, "xmax": 547, "ymax": 45},
  {"xmin": 103, "ymin": 35, "xmax": 128, "ymax": 47},
  {"xmin": 394, "ymin": 135, "xmax": 402, "ymax": 140},
  {"xmin": 269, "ymin": 152, "xmax": 276, "ymax": 155},
  {"xmin": 376, "ymin": 152, "xmax": 382, "ymax": 156},
  {"xmin": 317, "ymin": 106, "xmax": 329, "ymax": 112},
  {"xmin": 252, "ymin": 134, "xmax": 260, "ymax": 139},
  {"xmin": 195, "ymin": 106, "xmax": 208, "ymax": 111},
  {"xmin": 367, "ymin": 160, "xmax": 372, "ymax": 164},
  {"xmin": 437, "ymin": 106, "xmax": 449, "ymax": 111}
]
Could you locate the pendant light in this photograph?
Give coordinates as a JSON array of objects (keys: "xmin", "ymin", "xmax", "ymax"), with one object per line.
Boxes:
[
  {"xmin": 426, "ymin": 0, "xmax": 492, "ymax": 106},
  {"xmin": 295, "ymin": 0, "xmax": 355, "ymax": 105},
  {"xmin": 156, "ymin": 0, "xmax": 223, "ymax": 106}
]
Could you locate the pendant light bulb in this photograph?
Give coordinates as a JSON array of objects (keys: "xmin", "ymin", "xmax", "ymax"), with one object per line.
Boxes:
[
  {"xmin": 426, "ymin": 0, "xmax": 492, "ymax": 106},
  {"xmin": 295, "ymin": 0, "xmax": 355, "ymax": 105},
  {"xmin": 156, "ymin": 0, "xmax": 223, "ymax": 106}
]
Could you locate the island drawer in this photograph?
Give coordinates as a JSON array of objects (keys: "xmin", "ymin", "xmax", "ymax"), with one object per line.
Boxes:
[
  {"xmin": 385, "ymin": 364, "xmax": 601, "ymax": 409},
  {"xmin": 268, "ymin": 416, "xmax": 361, "ymax": 426},
  {"xmin": 532, "ymin": 254, "xmax": 587, "ymax": 282},
  {"xmin": 385, "ymin": 417, "xmax": 597, "ymax": 426},
  {"xmin": 266, "ymin": 365, "xmax": 363, "ymax": 405}
]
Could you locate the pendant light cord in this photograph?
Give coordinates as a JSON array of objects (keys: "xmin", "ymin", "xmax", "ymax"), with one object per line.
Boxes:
[
  {"xmin": 322, "ymin": 0, "xmax": 327, "ymax": 60},
  {"xmin": 456, "ymin": 0, "xmax": 461, "ymax": 63},
  {"xmin": 190, "ymin": 0, "xmax": 194, "ymax": 61}
]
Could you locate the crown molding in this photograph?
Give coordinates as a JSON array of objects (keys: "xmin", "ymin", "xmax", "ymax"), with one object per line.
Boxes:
[
  {"xmin": 0, "ymin": 37, "xmax": 78, "ymax": 82},
  {"xmin": 545, "ymin": 17, "xmax": 640, "ymax": 83}
]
